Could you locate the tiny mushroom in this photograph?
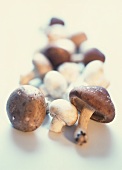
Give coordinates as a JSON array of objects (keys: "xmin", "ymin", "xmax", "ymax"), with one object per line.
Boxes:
[
  {"xmin": 6, "ymin": 85, "xmax": 46, "ymax": 132},
  {"xmin": 48, "ymin": 17, "xmax": 65, "ymax": 26},
  {"xmin": 57, "ymin": 62, "xmax": 83, "ymax": 84},
  {"xmin": 83, "ymin": 60, "xmax": 110, "ymax": 88},
  {"xmin": 49, "ymin": 99, "xmax": 78, "ymax": 133},
  {"xmin": 69, "ymin": 86, "xmax": 115, "ymax": 145},
  {"xmin": 43, "ymin": 70, "xmax": 67, "ymax": 99}
]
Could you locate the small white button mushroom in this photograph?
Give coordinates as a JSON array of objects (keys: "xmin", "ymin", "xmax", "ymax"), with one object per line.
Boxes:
[
  {"xmin": 53, "ymin": 38, "xmax": 76, "ymax": 54},
  {"xmin": 45, "ymin": 24, "xmax": 68, "ymax": 42},
  {"xmin": 49, "ymin": 99, "xmax": 78, "ymax": 133},
  {"xmin": 43, "ymin": 71, "xmax": 67, "ymax": 99},
  {"xmin": 83, "ymin": 60, "xmax": 110, "ymax": 88},
  {"xmin": 57, "ymin": 62, "xmax": 83, "ymax": 84}
]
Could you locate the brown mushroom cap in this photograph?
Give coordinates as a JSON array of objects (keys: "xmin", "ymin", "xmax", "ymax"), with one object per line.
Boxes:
[
  {"xmin": 69, "ymin": 86, "xmax": 115, "ymax": 123},
  {"xmin": 6, "ymin": 85, "xmax": 46, "ymax": 132},
  {"xmin": 43, "ymin": 46, "xmax": 71, "ymax": 69},
  {"xmin": 49, "ymin": 17, "xmax": 65, "ymax": 26},
  {"xmin": 82, "ymin": 48, "xmax": 105, "ymax": 66}
]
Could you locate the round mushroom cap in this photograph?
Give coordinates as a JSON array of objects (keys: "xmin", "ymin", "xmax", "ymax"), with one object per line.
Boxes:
[
  {"xmin": 82, "ymin": 48, "xmax": 105, "ymax": 66},
  {"xmin": 43, "ymin": 71, "xmax": 67, "ymax": 98},
  {"xmin": 49, "ymin": 99, "xmax": 78, "ymax": 126},
  {"xmin": 6, "ymin": 85, "xmax": 46, "ymax": 132},
  {"xmin": 43, "ymin": 46, "xmax": 71, "ymax": 69},
  {"xmin": 69, "ymin": 86, "xmax": 115, "ymax": 123}
]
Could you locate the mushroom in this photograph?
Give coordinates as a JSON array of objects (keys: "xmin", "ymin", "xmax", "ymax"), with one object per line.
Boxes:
[
  {"xmin": 81, "ymin": 48, "xmax": 105, "ymax": 66},
  {"xmin": 69, "ymin": 32, "xmax": 87, "ymax": 52},
  {"xmin": 83, "ymin": 60, "xmax": 110, "ymax": 88},
  {"xmin": 43, "ymin": 39, "xmax": 75, "ymax": 69},
  {"xmin": 48, "ymin": 17, "xmax": 65, "ymax": 26},
  {"xmin": 6, "ymin": 85, "xmax": 46, "ymax": 132},
  {"xmin": 57, "ymin": 62, "xmax": 84, "ymax": 84},
  {"xmin": 69, "ymin": 86, "xmax": 115, "ymax": 145},
  {"xmin": 20, "ymin": 52, "xmax": 53, "ymax": 85},
  {"xmin": 45, "ymin": 24, "xmax": 67, "ymax": 42},
  {"xmin": 49, "ymin": 99, "xmax": 78, "ymax": 133},
  {"xmin": 43, "ymin": 70, "xmax": 67, "ymax": 99}
]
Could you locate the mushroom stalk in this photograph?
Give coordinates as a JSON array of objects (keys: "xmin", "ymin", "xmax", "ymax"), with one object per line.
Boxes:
[
  {"xmin": 50, "ymin": 117, "xmax": 66, "ymax": 133},
  {"xmin": 20, "ymin": 69, "xmax": 36, "ymax": 85},
  {"xmin": 74, "ymin": 105, "xmax": 95, "ymax": 145}
]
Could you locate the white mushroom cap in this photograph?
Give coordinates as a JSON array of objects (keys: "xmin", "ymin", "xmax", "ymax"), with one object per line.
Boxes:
[
  {"xmin": 52, "ymin": 38, "xmax": 76, "ymax": 54},
  {"xmin": 49, "ymin": 99, "xmax": 78, "ymax": 133},
  {"xmin": 32, "ymin": 52, "xmax": 53, "ymax": 77},
  {"xmin": 45, "ymin": 24, "xmax": 68, "ymax": 42},
  {"xmin": 83, "ymin": 60, "xmax": 110, "ymax": 88},
  {"xmin": 57, "ymin": 62, "xmax": 83, "ymax": 84},
  {"xmin": 43, "ymin": 71, "xmax": 67, "ymax": 99}
]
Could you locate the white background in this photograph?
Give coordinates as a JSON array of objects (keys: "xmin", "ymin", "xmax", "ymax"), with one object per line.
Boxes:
[{"xmin": 0, "ymin": 0, "xmax": 122, "ymax": 170}]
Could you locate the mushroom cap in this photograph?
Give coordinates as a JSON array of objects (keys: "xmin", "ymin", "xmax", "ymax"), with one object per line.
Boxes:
[
  {"xmin": 43, "ymin": 71, "xmax": 67, "ymax": 98},
  {"xmin": 49, "ymin": 17, "xmax": 65, "ymax": 26},
  {"xmin": 69, "ymin": 86, "xmax": 115, "ymax": 123},
  {"xmin": 69, "ymin": 32, "xmax": 87, "ymax": 47},
  {"xmin": 82, "ymin": 48, "xmax": 105, "ymax": 66},
  {"xmin": 6, "ymin": 85, "xmax": 46, "ymax": 132},
  {"xmin": 49, "ymin": 99, "xmax": 78, "ymax": 126},
  {"xmin": 57, "ymin": 62, "xmax": 81, "ymax": 84},
  {"xmin": 43, "ymin": 46, "xmax": 70, "ymax": 69}
]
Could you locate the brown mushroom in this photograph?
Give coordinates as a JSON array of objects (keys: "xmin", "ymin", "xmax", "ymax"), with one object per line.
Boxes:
[
  {"xmin": 69, "ymin": 86, "xmax": 115, "ymax": 145},
  {"xmin": 81, "ymin": 48, "xmax": 105, "ymax": 66},
  {"xmin": 43, "ymin": 39, "xmax": 75, "ymax": 69},
  {"xmin": 48, "ymin": 17, "xmax": 65, "ymax": 26},
  {"xmin": 6, "ymin": 85, "xmax": 46, "ymax": 132}
]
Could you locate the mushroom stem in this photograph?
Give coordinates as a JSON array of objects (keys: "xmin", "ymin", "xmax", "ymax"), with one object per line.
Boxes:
[
  {"xmin": 50, "ymin": 117, "xmax": 66, "ymax": 133},
  {"xmin": 20, "ymin": 69, "xmax": 37, "ymax": 85},
  {"xmin": 74, "ymin": 105, "xmax": 95, "ymax": 145}
]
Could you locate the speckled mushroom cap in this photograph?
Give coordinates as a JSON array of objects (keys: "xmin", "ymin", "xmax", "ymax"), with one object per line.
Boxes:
[
  {"xmin": 69, "ymin": 86, "xmax": 115, "ymax": 123},
  {"xmin": 6, "ymin": 85, "xmax": 46, "ymax": 132}
]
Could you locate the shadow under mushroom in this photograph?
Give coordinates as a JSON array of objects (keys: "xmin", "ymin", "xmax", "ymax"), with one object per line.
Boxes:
[
  {"xmin": 10, "ymin": 127, "xmax": 41, "ymax": 152},
  {"xmin": 64, "ymin": 120, "xmax": 113, "ymax": 157}
]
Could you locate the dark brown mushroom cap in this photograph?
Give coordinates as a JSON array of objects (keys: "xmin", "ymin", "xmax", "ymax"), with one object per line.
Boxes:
[
  {"xmin": 82, "ymin": 48, "xmax": 105, "ymax": 66},
  {"xmin": 69, "ymin": 86, "xmax": 115, "ymax": 123},
  {"xmin": 6, "ymin": 85, "xmax": 46, "ymax": 132},
  {"xmin": 43, "ymin": 47, "xmax": 70, "ymax": 69},
  {"xmin": 49, "ymin": 17, "xmax": 65, "ymax": 26}
]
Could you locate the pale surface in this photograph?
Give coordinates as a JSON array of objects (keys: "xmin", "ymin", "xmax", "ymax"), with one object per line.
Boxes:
[{"xmin": 0, "ymin": 0, "xmax": 122, "ymax": 170}]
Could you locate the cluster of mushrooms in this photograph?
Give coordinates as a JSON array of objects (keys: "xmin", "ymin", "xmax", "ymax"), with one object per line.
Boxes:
[{"xmin": 6, "ymin": 17, "xmax": 115, "ymax": 145}]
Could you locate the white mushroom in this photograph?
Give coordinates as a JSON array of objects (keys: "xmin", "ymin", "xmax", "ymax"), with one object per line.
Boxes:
[
  {"xmin": 43, "ymin": 71, "xmax": 67, "ymax": 99},
  {"xmin": 20, "ymin": 52, "xmax": 53, "ymax": 85},
  {"xmin": 49, "ymin": 99, "xmax": 78, "ymax": 133},
  {"xmin": 83, "ymin": 60, "xmax": 110, "ymax": 88},
  {"xmin": 45, "ymin": 24, "xmax": 68, "ymax": 42},
  {"xmin": 57, "ymin": 62, "xmax": 84, "ymax": 84}
]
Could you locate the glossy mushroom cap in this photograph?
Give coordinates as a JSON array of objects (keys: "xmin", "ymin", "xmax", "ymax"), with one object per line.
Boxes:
[
  {"xmin": 69, "ymin": 86, "xmax": 115, "ymax": 123},
  {"xmin": 82, "ymin": 48, "xmax": 105, "ymax": 66},
  {"xmin": 43, "ymin": 39, "xmax": 75, "ymax": 69}
]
